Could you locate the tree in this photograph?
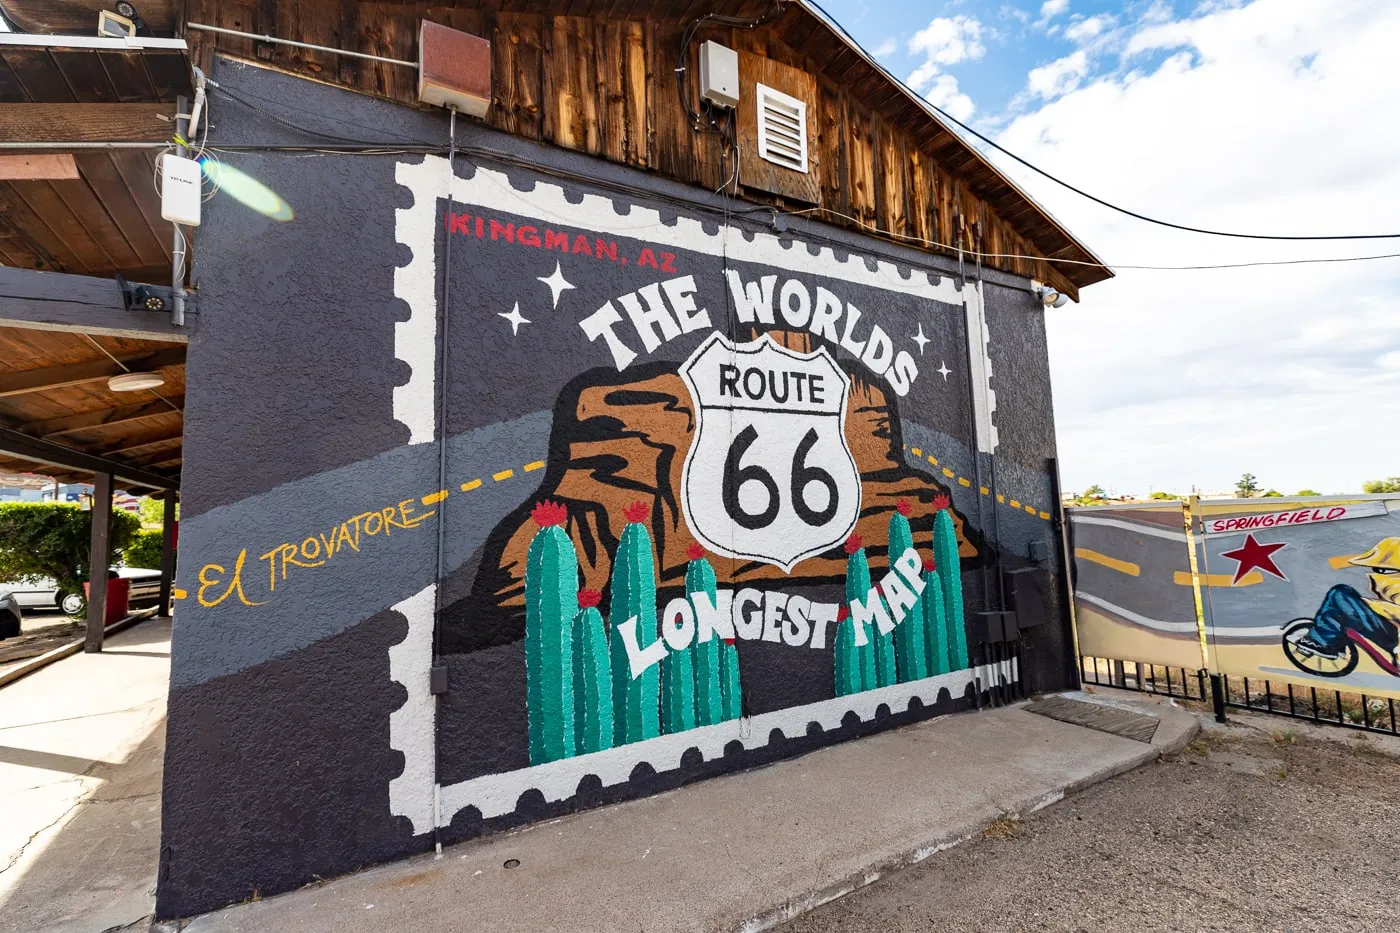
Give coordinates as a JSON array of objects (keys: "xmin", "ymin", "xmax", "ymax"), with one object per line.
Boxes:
[
  {"xmin": 1149, "ymin": 491, "xmax": 1175, "ymax": 500},
  {"xmin": 1362, "ymin": 477, "xmax": 1400, "ymax": 494},
  {"xmin": 0, "ymin": 503, "xmax": 140, "ymax": 601},
  {"xmin": 1235, "ymin": 473, "xmax": 1260, "ymax": 498},
  {"xmin": 1083, "ymin": 484, "xmax": 1106, "ymax": 500},
  {"xmin": 1296, "ymin": 489, "xmax": 1320, "ymax": 497},
  {"xmin": 1262, "ymin": 490, "xmax": 1283, "ymax": 497}
]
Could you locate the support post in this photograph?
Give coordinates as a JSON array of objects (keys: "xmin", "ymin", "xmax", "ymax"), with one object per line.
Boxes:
[
  {"xmin": 84, "ymin": 472, "xmax": 113, "ymax": 653},
  {"xmin": 1210, "ymin": 674, "xmax": 1228, "ymax": 724},
  {"xmin": 158, "ymin": 493, "xmax": 177, "ymax": 617}
]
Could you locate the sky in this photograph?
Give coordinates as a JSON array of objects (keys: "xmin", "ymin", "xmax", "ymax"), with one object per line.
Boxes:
[{"xmin": 815, "ymin": 0, "xmax": 1400, "ymax": 498}]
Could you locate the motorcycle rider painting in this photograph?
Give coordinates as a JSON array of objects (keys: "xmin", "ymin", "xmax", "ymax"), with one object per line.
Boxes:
[{"xmin": 1296, "ymin": 537, "xmax": 1400, "ymax": 664}]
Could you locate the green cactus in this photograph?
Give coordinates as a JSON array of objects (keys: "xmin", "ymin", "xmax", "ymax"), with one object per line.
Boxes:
[
  {"xmin": 660, "ymin": 620, "xmax": 697, "ymax": 734},
  {"xmin": 889, "ymin": 503, "xmax": 929, "ymax": 682},
  {"xmin": 933, "ymin": 504, "xmax": 968, "ymax": 670},
  {"xmin": 923, "ymin": 560, "xmax": 950, "ymax": 676},
  {"xmin": 686, "ymin": 547, "xmax": 725, "ymax": 727},
  {"xmin": 842, "ymin": 534, "xmax": 880, "ymax": 691},
  {"xmin": 572, "ymin": 590, "xmax": 614, "ymax": 755},
  {"xmin": 610, "ymin": 502, "xmax": 661, "ymax": 745},
  {"xmin": 720, "ymin": 636, "xmax": 742, "ymax": 722},
  {"xmin": 833, "ymin": 604, "xmax": 861, "ymax": 696},
  {"xmin": 524, "ymin": 500, "xmax": 579, "ymax": 765}
]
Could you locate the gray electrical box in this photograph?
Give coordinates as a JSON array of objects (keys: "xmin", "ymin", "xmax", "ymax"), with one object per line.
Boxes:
[{"xmin": 699, "ymin": 40, "xmax": 740, "ymax": 109}]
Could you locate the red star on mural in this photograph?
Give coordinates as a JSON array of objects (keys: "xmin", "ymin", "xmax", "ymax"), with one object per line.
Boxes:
[{"xmin": 1219, "ymin": 533, "xmax": 1289, "ymax": 586}]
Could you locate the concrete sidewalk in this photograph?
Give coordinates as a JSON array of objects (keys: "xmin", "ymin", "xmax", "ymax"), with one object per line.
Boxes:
[
  {"xmin": 178, "ymin": 692, "xmax": 1196, "ymax": 933},
  {"xmin": 0, "ymin": 618, "xmax": 170, "ymax": 933}
]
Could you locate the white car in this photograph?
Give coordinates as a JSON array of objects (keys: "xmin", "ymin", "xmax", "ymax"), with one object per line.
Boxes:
[{"xmin": 3, "ymin": 568, "xmax": 163, "ymax": 616}]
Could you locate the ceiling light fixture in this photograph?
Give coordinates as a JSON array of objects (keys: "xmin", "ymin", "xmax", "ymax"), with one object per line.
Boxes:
[{"xmin": 108, "ymin": 372, "xmax": 165, "ymax": 392}]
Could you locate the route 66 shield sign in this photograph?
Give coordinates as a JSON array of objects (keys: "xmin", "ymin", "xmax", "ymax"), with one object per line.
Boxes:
[{"xmin": 680, "ymin": 332, "xmax": 862, "ymax": 572}]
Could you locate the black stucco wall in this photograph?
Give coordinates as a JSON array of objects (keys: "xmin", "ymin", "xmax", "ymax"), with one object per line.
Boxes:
[{"xmin": 158, "ymin": 59, "xmax": 1071, "ymax": 919}]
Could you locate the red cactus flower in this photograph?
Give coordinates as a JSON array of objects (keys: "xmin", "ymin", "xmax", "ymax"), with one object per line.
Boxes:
[
  {"xmin": 623, "ymin": 501, "xmax": 651, "ymax": 524},
  {"xmin": 577, "ymin": 589, "xmax": 603, "ymax": 609},
  {"xmin": 922, "ymin": 558, "xmax": 936, "ymax": 573},
  {"xmin": 896, "ymin": 499, "xmax": 912, "ymax": 517},
  {"xmin": 844, "ymin": 533, "xmax": 863, "ymax": 554},
  {"xmin": 932, "ymin": 494, "xmax": 951, "ymax": 511},
  {"xmin": 686, "ymin": 542, "xmax": 706, "ymax": 561},
  {"xmin": 531, "ymin": 500, "xmax": 568, "ymax": 528},
  {"xmin": 722, "ymin": 637, "xmax": 736, "ymax": 646},
  {"xmin": 836, "ymin": 605, "xmax": 850, "ymax": 622}
]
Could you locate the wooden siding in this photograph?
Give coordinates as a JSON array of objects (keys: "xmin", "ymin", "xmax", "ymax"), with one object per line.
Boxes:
[{"xmin": 174, "ymin": 0, "xmax": 1101, "ymax": 297}]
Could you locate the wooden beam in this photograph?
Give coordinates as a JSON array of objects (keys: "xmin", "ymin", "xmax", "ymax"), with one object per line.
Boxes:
[
  {"xmin": 0, "ymin": 425, "xmax": 176, "ymax": 489},
  {"xmin": 0, "ymin": 154, "xmax": 79, "ymax": 180},
  {"xmin": 0, "ymin": 266, "xmax": 188, "ymax": 342},
  {"xmin": 107, "ymin": 429, "xmax": 183, "ymax": 458},
  {"xmin": 22, "ymin": 394, "xmax": 183, "ymax": 439},
  {"xmin": 158, "ymin": 492, "xmax": 176, "ymax": 617},
  {"xmin": 0, "ymin": 103, "xmax": 176, "ymax": 144},
  {"xmin": 0, "ymin": 347, "xmax": 186, "ymax": 399},
  {"xmin": 85, "ymin": 469, "xmax": 112, "ymax": 653}
]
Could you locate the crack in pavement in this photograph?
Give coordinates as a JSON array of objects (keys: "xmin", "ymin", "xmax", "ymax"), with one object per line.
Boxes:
[{"xmin": 0, "ymin": 791, "xmax": 85, "ymax": 875}]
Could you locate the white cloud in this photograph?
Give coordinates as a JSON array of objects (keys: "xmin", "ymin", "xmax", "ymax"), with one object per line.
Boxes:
[
  {"xmin": 1026, "ymin": 50, "xmax": 1089, "ymax": 98},
  {"xmin": 908, "ymin": 15, "xmax": 986, "ymax": 67},
  {"xmin": 993, "ymin": 0, "xmax": 1400, "ymax": 496},
  {"xmin": 1039, "ymin": 0, "xmax": 1070, "ymax": 22},
  {"xmin": 1064, "ymin": 13, "xmax": 1114, "ymax": 43},
  {"xmin": 905, "ymin": 15, "xmax": 986, "ymax": 119},
  {"xmin": 925, "ymin": 74, "xmax": 978, "ymax": 122},
  {"xmin": 873, "ymin": 37, "xmax": 897, "ymax": 58}
]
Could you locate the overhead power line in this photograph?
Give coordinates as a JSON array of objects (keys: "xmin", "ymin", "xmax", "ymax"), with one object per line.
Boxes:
[{"xmin": 801, "ymin": 0, "xmax": 1400, "ymax": 242}]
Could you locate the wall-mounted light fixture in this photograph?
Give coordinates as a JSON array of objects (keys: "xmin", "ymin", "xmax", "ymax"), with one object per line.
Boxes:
[{"xmin": 1034, "ymin": 284, "xmax": 1069, "ymax": 309}]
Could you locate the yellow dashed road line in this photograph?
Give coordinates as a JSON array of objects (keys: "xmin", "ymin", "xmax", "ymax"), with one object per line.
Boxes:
[
  {"xmin": 958, "ymin": 477, "xmax": 971, "ymax": 488},
  {"xmin": 493, "ymin": 469, "xmax": 515, "ymax": 482},
  {"xmin": 421, "ymin": 490, "xmax": 449, "ymax": 506},
  {"xmin": 460, "ymin": 479, "xmax": 482, "ymax": 492},
  {"xmin": 1075, "ymin": 548, "xmax": 1141, "ymax": 577},
  {"xmin": 524, "ymin": 461, "xmax": 546, "ymax": 472},
  {"xmin": 1175, "ymin": 570, "xmax": 1263, "ymax": 587}
]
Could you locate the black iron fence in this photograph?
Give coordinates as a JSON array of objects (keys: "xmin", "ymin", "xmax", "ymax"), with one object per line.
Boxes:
[{"xmin": 1080, "ymin": 654, "xmax": 1400, "ymax": 737}]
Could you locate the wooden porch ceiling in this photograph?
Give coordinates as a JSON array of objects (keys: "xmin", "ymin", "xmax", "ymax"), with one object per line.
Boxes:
[
  {"xmin": 0, "ymin": 325, "xmax": 184, "ymax": 492},
  {"xmin": 0, "ymin": 36, "xmax": 192, "ymax": 282}
]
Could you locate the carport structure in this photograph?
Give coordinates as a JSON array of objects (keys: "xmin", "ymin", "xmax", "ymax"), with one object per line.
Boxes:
[{"xmin": 0, "ymin": 30, "xmax": 193, "ymax": 650}]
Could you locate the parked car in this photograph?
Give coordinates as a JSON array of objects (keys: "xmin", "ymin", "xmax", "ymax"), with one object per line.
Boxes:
[
  {"xmin": 2, "ymin": 568, "xmax": 163, "ymax": 616},
  {"xmin": 0, "ymin": 590, "xmax": 20, "ymax": 639}
]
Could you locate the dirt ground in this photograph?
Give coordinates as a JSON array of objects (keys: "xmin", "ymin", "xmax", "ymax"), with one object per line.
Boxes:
[
  {"xmin": 778, "ymin": 714, "xmax": 1400, "ymax": 933},
  {"xmin": 0, "ymin": 611, "xmax": 81, "ymax": 677}
]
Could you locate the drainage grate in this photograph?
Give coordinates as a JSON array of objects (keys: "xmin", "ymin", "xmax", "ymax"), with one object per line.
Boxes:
[{"xmin": 1024, "ymin": 696, "xmax": 1160, "ymax": 743}]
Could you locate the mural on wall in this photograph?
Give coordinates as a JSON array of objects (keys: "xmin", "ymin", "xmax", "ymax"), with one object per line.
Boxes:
[
  {"xmin": 1197, "ymin": 497, "xmax": 1400, "ymax": 700},
  {"xmin": 1070, "ymin": 497, "xmax": 1400, "ymax": 701},
  {"xmin": 407, "ymin": 153, "xmax": 1004, "ymax": 812},
  {"xmin": 157, "ymin": 63, "xmax": 1067, "ymax": 920},
  {"xmin": 1068, "ymin": 503, "xmax": 1206, "ymax": 671}
]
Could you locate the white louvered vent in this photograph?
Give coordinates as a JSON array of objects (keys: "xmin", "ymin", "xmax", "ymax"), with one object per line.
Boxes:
[{"xmin": 756, "ymin": 83, "xmax": 808, "ymax": 174}]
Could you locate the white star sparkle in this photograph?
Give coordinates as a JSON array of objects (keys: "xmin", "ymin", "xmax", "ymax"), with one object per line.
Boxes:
[
  {"xmin": 499, "ymin": 303, "xmax": 531, "ymax": 335},
  {"xmin": 537, "ymin": 261, "xmax": 575, "ymax": 309},
  {"xmin": 911, "ymin": 323, "xmax": 930, "ymax": 355},
  {"xmin": 937, "ymin": 361, "xmax": 951, "ymax": 380}
]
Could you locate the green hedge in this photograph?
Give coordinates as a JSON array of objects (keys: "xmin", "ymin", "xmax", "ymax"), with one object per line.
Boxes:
[
  {"xmin": 125, "ymin": 528, "xmax": 167, "ymax": 570},
  {"xmin": 0, "ymin": 502, "xmax": 140, "ymax": 597}
]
